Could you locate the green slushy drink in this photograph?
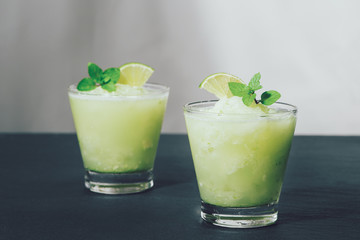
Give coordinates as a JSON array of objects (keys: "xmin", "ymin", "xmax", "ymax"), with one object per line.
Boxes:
[
  {"xmin": 69, "ymin": 84, "xmax": 168, "ymax": 173},
  {"xmin": 184, "ymin": 72, "xmax": 297, "ymax": 228},
  {"xmin": 69, "ymin": 62, "xmax": 169, "ymax": 194},
  {"xmin": 185, "ymin": 98, "xmax": 296, "ymax": 207}
]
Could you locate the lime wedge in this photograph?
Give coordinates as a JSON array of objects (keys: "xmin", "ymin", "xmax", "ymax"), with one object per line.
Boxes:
[
  {"xmin": 118, "ymin": 62, "xmax": 154, "ymax": 86},
  {"xmin": 199, "ymin": 73, "xmax": 244, "ymax": 98}
]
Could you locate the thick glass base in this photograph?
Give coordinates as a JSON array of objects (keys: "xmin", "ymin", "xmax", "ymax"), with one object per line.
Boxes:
[
  {"xmin": 84, "ymin": 169, "xmax": 153, "ymax": 194},
  {"xmin": 201, "ymin": 201, "xmax": 278, "ymax": 228}
]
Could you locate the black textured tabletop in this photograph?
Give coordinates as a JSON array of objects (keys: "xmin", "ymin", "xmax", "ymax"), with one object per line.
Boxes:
[{"xmin": 0, "ymin": 134, "xmax": 359, "ymax": 239}]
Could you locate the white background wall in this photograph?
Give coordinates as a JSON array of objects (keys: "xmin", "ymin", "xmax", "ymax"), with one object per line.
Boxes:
[{"xmin": 0, "ymin": 0, "xmax": 359, "ymax": 135}]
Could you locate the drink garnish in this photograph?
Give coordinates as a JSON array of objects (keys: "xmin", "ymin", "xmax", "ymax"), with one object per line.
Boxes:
[
  {"xmin": 199, "ymin": 73, "xmax": 245, "ymax": 98},
  {"xmin": 77, "ymin": 62, "xmax": 154, "ymax": 92},
  {"xmin": 118, "ymin": 62, "xmax": 154, "ymax": 87},
  {"xmin": 77, "ymin": 62, "xmax": 120, "ymax": 92},
  {"xmin": 228, "ymin": 73, "xmax": 281, "ymax": 106},
  {"xmin": 200, "ymin": 72, "xmax": 280, "ymax": 106}
]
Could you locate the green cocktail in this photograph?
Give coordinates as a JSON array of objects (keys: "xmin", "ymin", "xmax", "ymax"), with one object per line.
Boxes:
[
  {"xmin": 184, "ymin": 73, "xmax": 297, "ymax": 228},
  {"xmin": 184, "ymin": 100, "xmax": 296, "ymax": 227},
  {"xmin": 68, "ymin": 62, "xmax": 169, "ymax": 194},
  {"xmin": 69, "ymin": 83, "xmax": 168, "ymax": 194}
]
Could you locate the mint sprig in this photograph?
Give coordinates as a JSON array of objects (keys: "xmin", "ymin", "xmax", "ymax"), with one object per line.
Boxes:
[
  {"xmin": 228, "ymin": 73, "xmax": 281, "ymax": 106},
  {"xmin": 77, "ymin": 62, "xmax": 120, "ymax": 92}
]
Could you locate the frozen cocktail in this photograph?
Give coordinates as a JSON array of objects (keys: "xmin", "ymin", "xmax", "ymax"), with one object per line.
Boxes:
[
  {"xmin": 69, "ymin": 62, "xmax": 168, "ymax": 194},
  {"xmin": 184, "ymin": 73, "xmax": 297, "ymax": 228}
]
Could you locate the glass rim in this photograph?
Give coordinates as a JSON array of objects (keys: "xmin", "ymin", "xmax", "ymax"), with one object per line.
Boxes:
[
  {"xmin": 68, "ymin": 82, "xmax": 169, "ymax": 98},
  {"xmin": 183, "ymin": 99, "xmax": 297, "ymax": 117}
]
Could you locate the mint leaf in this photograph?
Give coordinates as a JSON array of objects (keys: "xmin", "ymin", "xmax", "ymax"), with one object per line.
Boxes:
[
  {"xmin": 242, "ymin": 93, "xmax": 256, "ymax": 106},
  {"xmin": 77, "ymin": 78, "xmax": 96, "ymax": 91},
  {"xmin": 88, "ymin": 62, "xmax": 103, "ymax": 83},
  {"xmin": 228, "ymin": 82, "xmax": 247, "ymax": 97},
  {"xmin": 103, "ymin": 68, "xmax": 120, "ymax": 84},
  {"xmin": 260, "ymin": 90, "xmax": 281, "ymax": 105},
  {"xmin": 248, "ymin": 72, "xmax": 262, "ymax": 91},
  {"xmin": 101, "ymin": 82, "xmax": 116, "ymax": 92}
]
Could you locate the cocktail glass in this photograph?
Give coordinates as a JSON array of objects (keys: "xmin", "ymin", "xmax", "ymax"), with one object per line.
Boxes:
[
  {"xmin": 184, "ymin": 100, "xmax": 297, "ymax": 228},
  {"xmin": 68, "ymin": 83, "xmax": 169, "ymax": 194}
]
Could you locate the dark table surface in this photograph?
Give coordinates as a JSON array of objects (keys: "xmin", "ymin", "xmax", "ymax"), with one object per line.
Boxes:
[{"xmin": 0, "ymin": 134, "xmax": 359, "ymax": 240}]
